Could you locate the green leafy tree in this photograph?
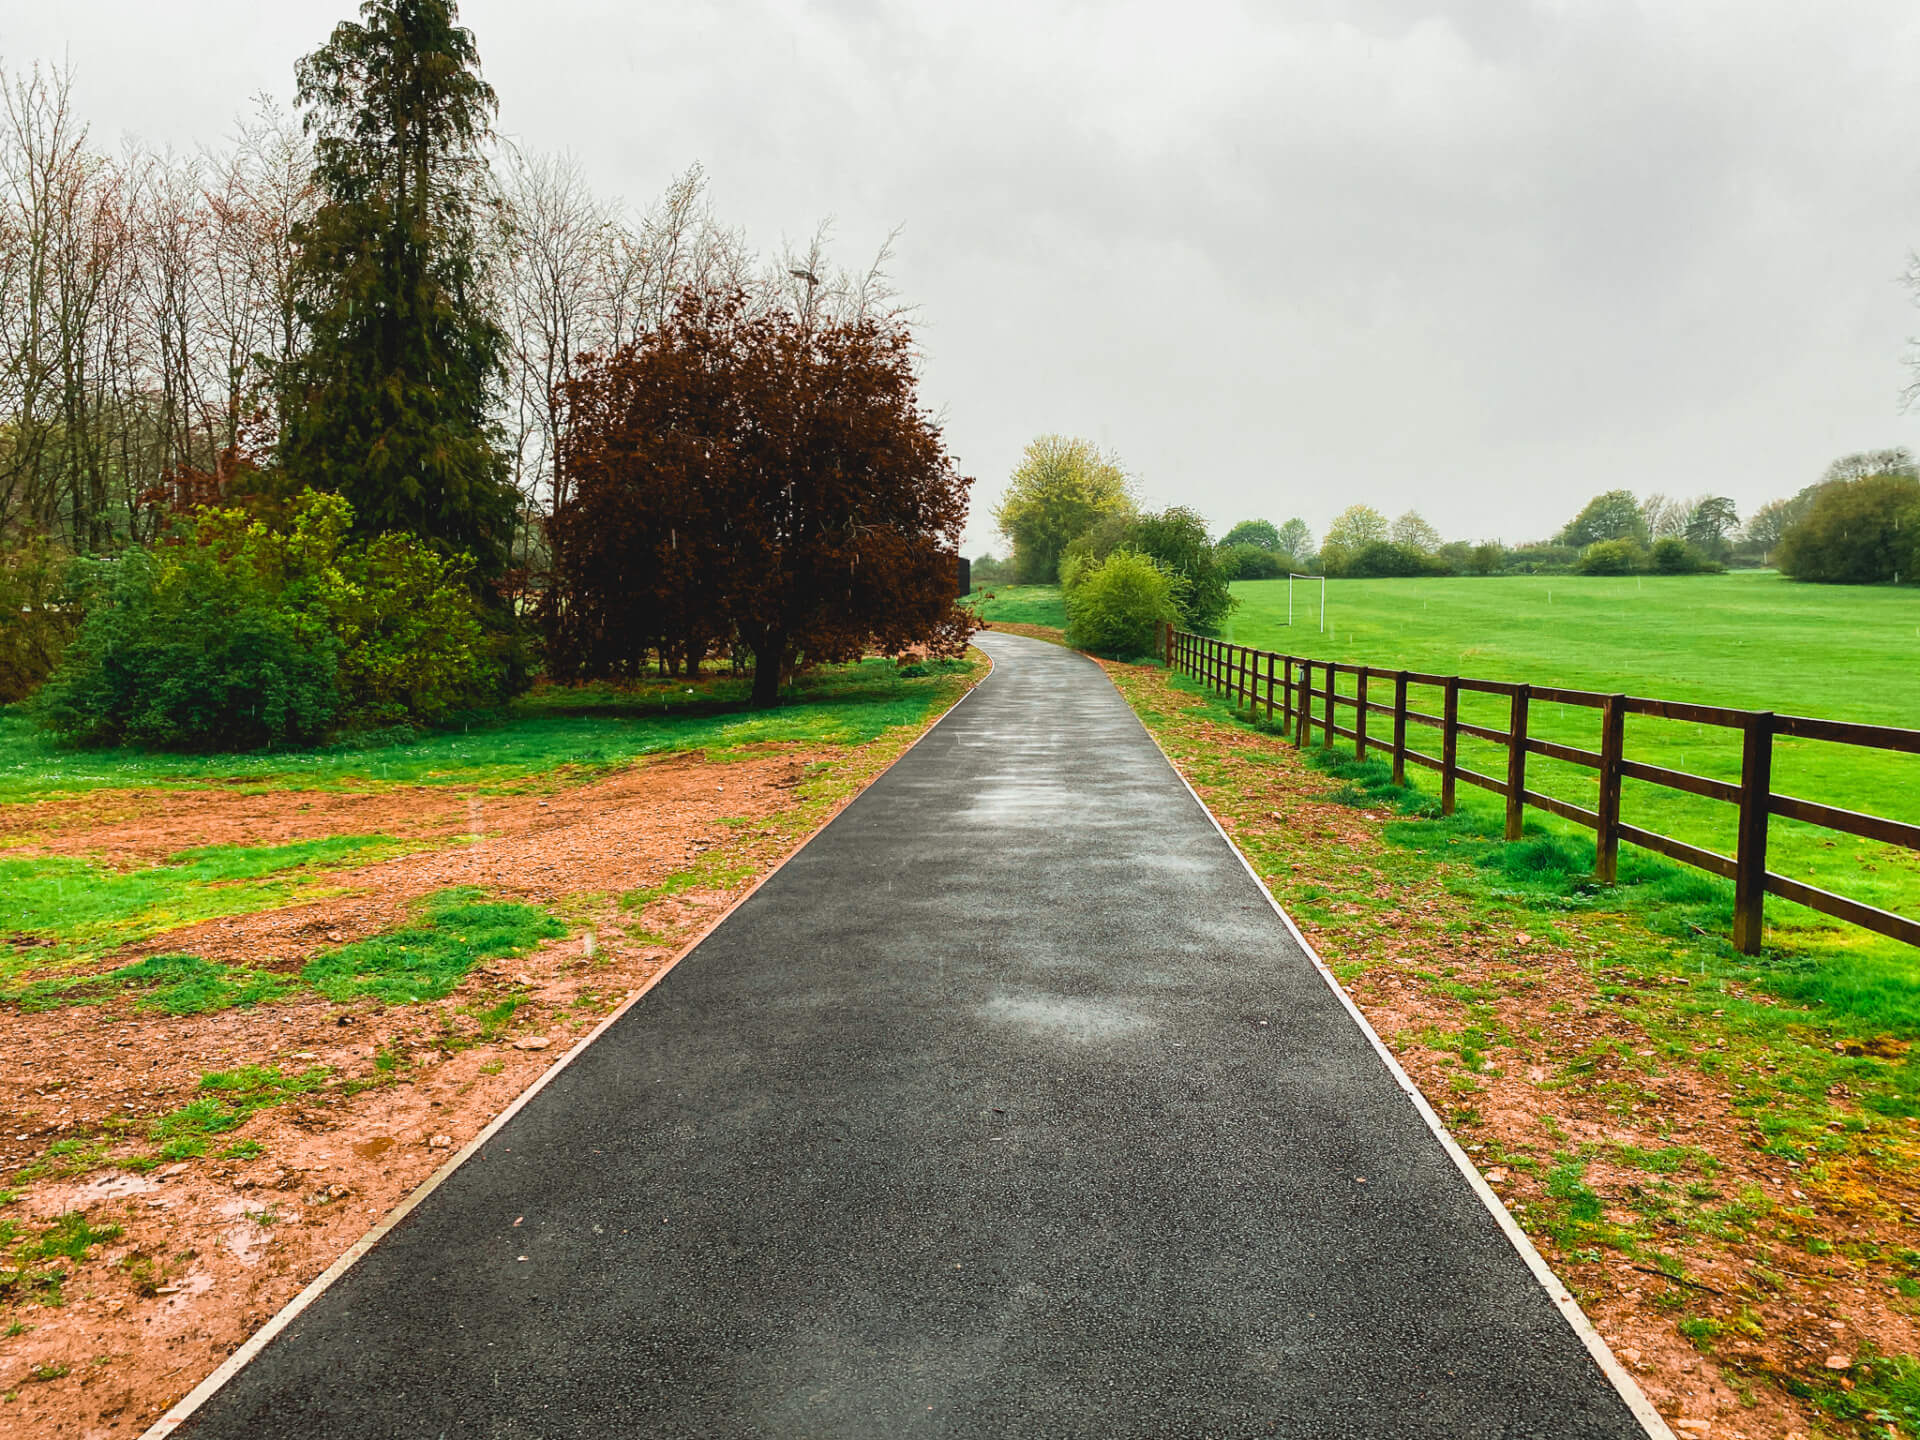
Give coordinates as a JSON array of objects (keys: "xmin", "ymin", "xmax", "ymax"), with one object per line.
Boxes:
[
  {"xmin": 1776, "ymin": 472, "xmax": 1920, "ymax": 584},
  {"xmin": 1062, "ymin": 549, "xmax": 1179, "ymax": 658},
  {"xmin": 1317, "ymin": 504, "xmax": 1388, "ymax": 575},
  {"xmin": 1276, "ymin": 517, "xmax": 1312, "ymax": 561},
  {"xmin": 992, "ymin": 435, "xmax": 1133, "ymax": 584},
  {"xmin": 1574, "ymin": 538, "xmax": 1645, "ymax": 575},
  {"xmin": 1125, "ymin": 506, "xmax": 1234, "ymax": 633},
  {"xmin": 1389, "ymin": 510, "xmax": 1442, "ymax": 554},
  {"xmin": 1221, "ymin": 518, "xmax": 1280, "ymax": 551},
  {"xmin": 279, "ymin": 0, "xmax": 517, "ymax": 577},
  {"xmin": 1559, "ymin": 490, "xmax": 1646, "ymax": 548},
  {"xmin": 1740, "ymin": 498, "xmax": 1793, "ymax": 564},
  {"xmin": 1215, "ymin": 543, "xmax": 1285, "ymax": 580},
  {"xmin": 1683, "ymin": 496, "xmax": 1739, "ymax": 560}
]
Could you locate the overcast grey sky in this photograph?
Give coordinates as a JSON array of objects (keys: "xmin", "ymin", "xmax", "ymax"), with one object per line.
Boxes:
[{"xmin": 7, "ymin": 0, "xmax": 1920, "ymax": 554}]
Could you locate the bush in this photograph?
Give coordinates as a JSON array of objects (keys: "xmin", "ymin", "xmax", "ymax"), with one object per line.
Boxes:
[
  {"xmin": 35, "ymin": 492, "xmax": 500, "ymax": 750},
  {"xmin": 1063, "ymin": 549, "xmax": 1179, "ymax": 658},
  {"xmin": 1649, "ymin": 537, "xmax": 1720, "ymax": 574},
  {"xmin": 1574, "ymin": 538, "xmax": 1645, "ymax": 575},
  {"xmin": 34, "ymin": 546, "xmax": 341, "ymax": 749},
  {"xmin": 1125, "ymin": 506, "xmax": 1235, "ymax": 633},
  {"xmin": 1336, "ymin": 541, "xmax": 1454, "ymax": 578},
  {"xmin": 1504, "ymin": 542, "xmax": 1577, "ymax": 574},
  {"xmin": 1775, "ymin": 472, "xmax": 1920, "ymax": 584},
  {"xmin": 0, "ymin": 532, "xmax": 78, "ymax": 702},
  {"xmin": 1216, "ymin": 542, "xmax": 1286, "ymax": 581}
]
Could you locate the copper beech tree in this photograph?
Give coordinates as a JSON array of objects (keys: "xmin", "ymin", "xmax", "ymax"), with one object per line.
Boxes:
[{"xmin": 544, "ymin": 291, "xmax": 976, "ymax": 706}]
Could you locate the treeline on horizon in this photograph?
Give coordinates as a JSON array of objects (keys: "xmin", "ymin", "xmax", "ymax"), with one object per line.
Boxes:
[
  {"xmin": 976, "ymin": 444, "xmax": 1920, "ymax": 592},
  {"xmin": 0, "ymin": 1, "xmax": 973, "ymax": 741}
]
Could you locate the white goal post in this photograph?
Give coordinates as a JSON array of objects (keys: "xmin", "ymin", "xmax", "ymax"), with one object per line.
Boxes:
[{"xmin": 1288, "ymin": 573, "xmax": 1325, "ymax": 632}]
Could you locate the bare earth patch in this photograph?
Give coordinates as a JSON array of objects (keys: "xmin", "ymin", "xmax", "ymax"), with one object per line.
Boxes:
[
  {"xmin": 1104, "ymin": 657, "xmax": 1919, "ymax": 1440},
  {"xmin": 0, "ymin": 680, "xmax": 973, "ymax": 1435}
]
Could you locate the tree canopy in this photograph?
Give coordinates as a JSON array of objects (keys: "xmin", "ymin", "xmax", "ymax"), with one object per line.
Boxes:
[
  {"xmin": 993, "ymin": 435, "xmax": 1133, "ymax": 584},
  {"xmin": 545, "ymin": 292, "xmax": 975, "ymax": 706},
  {"xmin": 1776, "ymin": 472, "xmax": 1920, "ymax": 584},
  {"xmin": 1221, "ymin": 518, "xmax": 1280, "ymax": 551},
  {"xmin": 1317, "ymin": 504, "xmax": 1388, "ymax": 574},
  {"xmin": 1127, "ymin": 506, "xmax": 1234, "ymax": 633},
  {"xmin": 279, "ymin": 0, "xmax": 517, "ymax": 577},
  {"xmin": 1558, "ymin": 490, "xmax": 1646, "ymax": 548}
]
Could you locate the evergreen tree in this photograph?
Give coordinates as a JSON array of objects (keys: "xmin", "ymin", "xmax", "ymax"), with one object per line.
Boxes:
[{"xmin": 280, "ymin": 0, "xmax": 514, "ymax": 577}]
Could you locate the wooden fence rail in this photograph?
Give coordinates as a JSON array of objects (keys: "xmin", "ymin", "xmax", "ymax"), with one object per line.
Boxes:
[{"xmin": 1162, "ymin": 624, "xmax": 1920, "ymax": 954}]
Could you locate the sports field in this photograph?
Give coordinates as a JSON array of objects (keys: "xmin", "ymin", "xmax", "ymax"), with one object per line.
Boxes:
[{"xmin": 1222, "ymin": 571, "xmax": 1920, "ymax": 941}]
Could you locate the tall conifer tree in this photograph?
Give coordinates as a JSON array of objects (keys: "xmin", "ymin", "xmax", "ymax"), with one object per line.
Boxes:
[{"xmin": 281, "ymin": 0, "xmax": 514, "ymax": 576}]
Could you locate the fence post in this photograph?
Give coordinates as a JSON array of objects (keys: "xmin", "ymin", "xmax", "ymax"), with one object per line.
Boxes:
[
  {"xmin": 1164, "ymin": 622, "xmax": 1173, "ymax": 667},
  {"xmin": 1595, "ymin": 695, "xmax": 1626, "ymax": 884},
  {"xmin": 1296, "ymin": 661, "xmax": 1311, "ymax": 748},
  {"xmin": 1733, "ymin": 712, "xmax": 1774, "ymax": 955},
  {"xmin": 1441, "ymin": 677, "xmax": 1460, "ymax": 815},
  {"xmin": 1504, "ymin": 685, "xmax": 1530, "ymax": 841},
  {"xmin": 1322, "ymin": 664, "xmax": 1335, "ymax": 747},
  {"xmin": 1355, "ymin": 671, "xmax": 1369, "ymax": 762},
  {"xmin": 1239, "ymin": 646, "xmax": 1250, "ymax": 709},
  {"xmin": 1392, "ymin": 672, "xmax": 1409, "ymax": 785},
  {"xmin": 1265, "ymin": 652, "xmax": 1276, "ymax": 725}
]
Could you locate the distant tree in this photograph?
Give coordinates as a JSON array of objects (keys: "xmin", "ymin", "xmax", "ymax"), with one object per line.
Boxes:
[
  {"xmin": 1342, "ymin": 541, "xmax": 1450, "ymax": 578},
  {"xmin": 1389, "ymin": 510, "xmax": 1442, "ymax": 554},
  {"xmin": 993, "ymin": 435, "xmax": 1132, "ymax": 584},
  {"xmin": 1574, "ymin": 538, "xmax": 1645, "ymax": 575},
  {"xmin": 1216, "ymin": 543, "xmax": 1286, "ymax": 581},
  {"xmin": 1318, "ymin": 504, "xmax": 1389, "ymax": 575},
  {"xmin": 969, "ymin": 553, "xmax": 1015, "ymax": 588},
  {"xmin": 1275, "ymin": 517, "xmax": 1313, "ymax": 561},
  {"xmin": 1741, "ymin": 498, "xmax": 1794, "ymax": 563},
  {"xmin": 280, "ymin": 0, "xmax": 518, "ymax": 578},
  {"xmin": 1775, "ymin": 472, "xmax": 1920, "ymax": 584},
  {"xmin": 1221, "ymin": 518, "xmax": 1280, "ymax": 551},
  {"xmin": 1639, "ymin": 493, "xmax": 1688, "ymax": 540},
  {"xmin": 1821, "ymin": 448, "xmax": 1917, "ymax": 485},
  {"xmin": 1683, "ymin": 495, "xmax": 1739, "ymax": 561},
  {"xmin": 1467, "ymin": 541, "xmax": 1505, "ymax": 575},
  {"xmin": 1559, "ymin": 490, "xmax": 1646, "ymax": 548},
  {"xmin": 547, "ymin": 292, "xmax": 976, "ymax": 705},
  {"xmin": 1126, "ymin": 506, "xmax": 1234, "ymax": 633}
]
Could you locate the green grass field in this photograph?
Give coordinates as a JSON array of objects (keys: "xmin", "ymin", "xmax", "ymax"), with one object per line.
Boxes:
[
  {"xmin": 1215, "ymin": 571, "xmax": 1920, "ymax": 947},
  {"xmin": 965, "ymin": 585, "xmax": 1068, "ymax": 630}
]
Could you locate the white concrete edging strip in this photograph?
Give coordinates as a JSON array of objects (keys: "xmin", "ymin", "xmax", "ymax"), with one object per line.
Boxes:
[
  {"xmin": 1109, "ymin": 653, "xmax": 1679, "ymax": 1440},
  {"xmin": 140, "ymin": 648, "xmax": 995, "ymax": 1438}
]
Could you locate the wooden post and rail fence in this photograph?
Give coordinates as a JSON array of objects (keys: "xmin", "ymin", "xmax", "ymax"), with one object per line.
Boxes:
[{"xmin": 1161, "ymin": 623, "xmax": 1920, "ymax": 955}]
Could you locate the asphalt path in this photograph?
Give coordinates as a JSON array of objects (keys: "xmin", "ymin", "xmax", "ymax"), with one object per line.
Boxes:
[{"xmin": 174, "ymin": 631, "xmax": 1655, "ymax": 1439}]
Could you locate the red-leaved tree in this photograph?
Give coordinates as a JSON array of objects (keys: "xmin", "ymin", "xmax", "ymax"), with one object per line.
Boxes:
[{"xmin": 544, "ymin": 292, "xmax": 975, "ymax": 705}]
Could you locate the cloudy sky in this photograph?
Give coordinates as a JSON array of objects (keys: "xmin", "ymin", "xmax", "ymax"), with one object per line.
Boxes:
[{"xmin": 8, "ymin": 0, "xmax": 1920, "ymax": 554}]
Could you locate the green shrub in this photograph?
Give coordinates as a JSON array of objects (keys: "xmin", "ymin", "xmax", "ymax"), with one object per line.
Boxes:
[
  {"xmin": 1338, "ymin": 540, "xmax": 1454, "ymax": 578},
  {"xmin": 0, "ymin": 532, "xmax": 78, "ymax": 702},
  {"xmin": 1776, "ymin": 472, "xmax": 1920, "ymax": 584},
  {"xmin": 1124, "ymin": 507, "xmax": 1235, "ymax": 633},
  {"xmin": 33, "ymin": 491, "xmax": 501, "ymax": 750},
  {"xmin": 1217, "ymin": 543, "xmax": 1287, "ymax": 580},
  {"xmin": 34, "ymin": 545, "xmax": 341, "ymax": 749},
  {"xmin": 1063, "ymin": 549, "xmax": 1180, "ymax": 658},
  {"xmin": 1575, "ymin": 538, "xmax": 1645, "ymax": 575},
  {"xmin": 1649, "ymin": 537, "xmax": 1720, "ymax": 574}
]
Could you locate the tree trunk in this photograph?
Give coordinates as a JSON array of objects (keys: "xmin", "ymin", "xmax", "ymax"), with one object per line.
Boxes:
[{"xmin": 750, "ymin": 638, "xmax": 784, "ymax": 709}]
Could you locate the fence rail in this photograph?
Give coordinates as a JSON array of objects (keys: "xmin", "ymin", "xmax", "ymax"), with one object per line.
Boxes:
[{"xmin": 1163, "ymin": 624, "xmax": 1920, "ymax": 954}]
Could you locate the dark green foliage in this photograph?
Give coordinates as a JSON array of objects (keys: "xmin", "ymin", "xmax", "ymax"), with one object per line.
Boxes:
[
  {"xmin": 1575, "ymin": 538, "xmax": 1646, "ymax": 575},
  {"xmin": 1338, "ymin": 540, "xmax": 1454, "ymax": 578},
  {"xmin": 34, "ymin": 545, "xmax": 341, "ymax": 749},
  {"xmin": 1220, "ymin": 518, "xmax": 1280, "ymax": 551},
  {"xmin": 1776, "ymin": 472, "xmax": 1920, "ymax": 584},
  {"xmin": 280, "ymin": 0, "xmax": 516, "ymax": 576},
  {"xmin": 31, "ymin": 493, "xmax": 499, "ymax": 749},
  {"xmin": 1124, "ymin": 506, "xmax": 1235, "ymax": 633},
  {"xmin": 1650, "ymin": 537, "xmax": 1720, "ymax": 574},
  {"xmin": 1216, "ymin": 543, "xmax": 1287, "ymax": 580},
  {"xmin": 1063, "ymin": 550, "xmax": 1178, "ymax": 658},
  {"xmin": 1559, "ymin": 489, "xmax": 1647, "ymax": 547},
  {"xmin": 0, "ymin": 533, "xmax": 77, "ymax": 702},
  {"xmin": 1504, "ymin": 542, "xmax": 1578, "ymax": 573},
  {"xmin": 300, "ymin": 887, "xmax": 564, "ymax": 1002}
]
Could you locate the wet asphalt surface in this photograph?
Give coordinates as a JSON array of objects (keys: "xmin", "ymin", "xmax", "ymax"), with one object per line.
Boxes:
[{"xmin": 176, "ymin": 631, "xmax": 1651, "ymax": 1439}]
